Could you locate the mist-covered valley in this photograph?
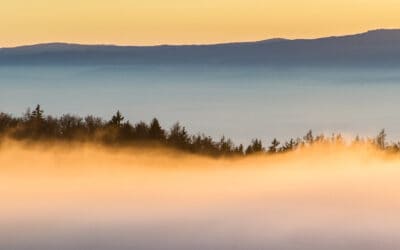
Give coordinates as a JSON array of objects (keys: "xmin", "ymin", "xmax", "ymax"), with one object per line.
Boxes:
[{"xmin": 2, "ymin": 29, "xmax": 400, "ymax": 249}]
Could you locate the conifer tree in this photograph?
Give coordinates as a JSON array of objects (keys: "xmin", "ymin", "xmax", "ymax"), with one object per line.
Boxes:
[
  {"xmin": 268, "ymin": 138, "xmax": 280, "ymax": 153},
  {"xmin": 110, "ymin": 111, "xmax": 124, "ymax": 127}
]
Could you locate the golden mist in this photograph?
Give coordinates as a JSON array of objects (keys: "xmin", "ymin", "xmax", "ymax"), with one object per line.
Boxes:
[{"xmin": 1, "ymin": 140, "xmax": 400, "ymax": 249}]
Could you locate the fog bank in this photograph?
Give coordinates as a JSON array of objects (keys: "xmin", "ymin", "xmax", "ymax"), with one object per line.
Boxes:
[{"xmin": 1, "ymin": 141, "xmax": 400, "ymax": 250}]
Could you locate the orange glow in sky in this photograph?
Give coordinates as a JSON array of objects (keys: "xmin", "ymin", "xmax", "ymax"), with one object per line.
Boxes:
[{"xmin": 1, "ymin": 0, "xmax": 400, "ymax": 46}]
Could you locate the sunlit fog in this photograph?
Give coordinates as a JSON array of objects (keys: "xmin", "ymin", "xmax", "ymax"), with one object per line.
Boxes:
[{"xmin": 1, "ymin": 141, "xmax": 400, "ymax": 250}]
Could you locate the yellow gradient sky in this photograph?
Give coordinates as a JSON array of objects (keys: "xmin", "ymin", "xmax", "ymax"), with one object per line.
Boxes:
[{"xmin": 1, "ymin": 0, "xmax": 400, "ymax": 46}]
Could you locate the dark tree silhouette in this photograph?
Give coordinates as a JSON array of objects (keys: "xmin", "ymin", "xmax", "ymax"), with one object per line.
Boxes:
[
  {"xmin": 376, "ymin": 129, "xmax": 386, "ymax": 149},
  {"xmin": 134, "ymin": 121, "xmax": 150, "ymax": 140},
  {"xmin": 84, "ymin": 115, "xmax": 104, "ymax": 135},
  {"xmin": 245, "ymin": 139, "xmax": 263, "ymax": 155},
  {"xmin": 268, "ymin": 138, "xmax": 280, "ymax": 153},
  {"xmin": 0, "ymin": 113, "xmax": 14, "ymax": 133},
  {"xmin": 110, "ymin": 111, "xmax": 124, "ymax": 127},
  {"xmin": 168, "ymin": 122, "xmax": 190, "ymax": 149},
  {"xmin": 303, "ymin": 130, "xmax": 314, "ymax": 145},
  {"xmin": 282, "ymin": 138, "xmax": 297, "ymax": 152},
  {"xmin": 149, "ymin": 118, "xmax": 165, "ymax": 141},
  {"xmin": 218, "ymin": 136, "xmax": 235, "ymax": 155},
  {"xmin": 235, "ymin": 144, "xmax": 244, "ymax": 155},
  {"xmin": 0, "ymin": 106, "xmax": 398, "ymax": 158},
  {"xmin": 31, "ymin": 105, "xmax": 44, "ymax": 122},
  {"xmin": 59, "ymin": 114, "xmax": 84, "ymax": 139},
  {"xmin": 23, "ymin": 104, "xmax": 47, "ymax": 138}
]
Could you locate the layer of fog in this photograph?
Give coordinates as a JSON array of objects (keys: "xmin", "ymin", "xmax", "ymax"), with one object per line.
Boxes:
[{"xmin": 1, "ymin": 141, "xmax": 400, "ymax": 250}]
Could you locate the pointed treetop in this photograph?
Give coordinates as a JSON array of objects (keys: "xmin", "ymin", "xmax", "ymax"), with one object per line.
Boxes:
[{"xmin": 111, "ymin": 110, "xmax": 124, "ymax": 126}]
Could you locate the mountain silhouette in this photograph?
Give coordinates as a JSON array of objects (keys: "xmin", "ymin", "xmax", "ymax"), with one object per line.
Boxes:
[{"xmin": 1, "ymin": 29, "xmax": 400, "ymax": 66}]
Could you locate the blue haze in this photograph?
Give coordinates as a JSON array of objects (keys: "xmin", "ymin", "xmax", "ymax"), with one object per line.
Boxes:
[{"xmin": 1, "ymin": 65, "xmax": 400, "ymax": 144}]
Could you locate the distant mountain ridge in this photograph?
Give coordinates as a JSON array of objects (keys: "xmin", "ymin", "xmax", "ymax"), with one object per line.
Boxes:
[{"xmin": 1, "ymin": 29, "xmax": 400, "ymax": 66}]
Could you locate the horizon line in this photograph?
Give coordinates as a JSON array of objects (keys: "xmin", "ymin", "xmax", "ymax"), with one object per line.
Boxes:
[{"xmin": 2, "ymin": 28, "xmax": 400, "ymax": 49}]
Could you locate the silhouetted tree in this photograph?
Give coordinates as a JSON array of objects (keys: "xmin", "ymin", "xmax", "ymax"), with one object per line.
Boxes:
[
  {"xmin": 118, "ymin": 121, "xmax": 135, "ymax": 143},
  {"xmin": 2, "ymin": 107, "xmax": 400, "ymax": 158},
  {"xmin": 84, "ymin": 115, "xmax": 103, "ymax": 135},
  {"xmin": 149, "ymin": 118, "xmax": 165, "ymax": 141},
  {"xmin": 59, "ymin": 114, "xmax": 84, "ymax": 139},
  {"xmin": 245, "ymin": 139, "xmax": 263, "ymax": 155},
  {"xmin": 303, "ymin": 130, "xmax": 314, "ymax": 145},
  {"xmin": 44, "ymin": 115, "xmax": 60, "ymax": 138},
  {"xmin": 282, "ymin": 138, "xmax": 297, "ymax": 152},
  {"xmin": 168, "ymin": 123, "xmax": 190, "ymax": 149},
  {"xmin": 218, "ymin": 136, "xmax": 235, "ymax": 155},
  {"xmin": 110, "ymin": 111, "xmax": 124, "ymax": 127},
  {"xmin": 134, "ymin": 121, "xmax": 150, "ymax": 140},
  {"xmin": 268, "ymin": 138, "xmax": 280, "ymax": 153},
  {"xmin": 376, "ymin": 129, "xmax": 386, "ymax": 149},
  {"xmin": 0, "ymin": 113, "xmax": 15, "ymax": 133},
  {"xmin": 23, "ymin": 104, "xmax": 47, "ymax": 138},
  {"xmin": 31, "ymin": 105, "xmax": 44, "ymax": 122},
  {"xmin": 235, "ymin": 144, "xmax": 245, "ymax": 155},
  {"xmin": 191, "ymin": 134, "xmax": 220, "ymax": 156}
]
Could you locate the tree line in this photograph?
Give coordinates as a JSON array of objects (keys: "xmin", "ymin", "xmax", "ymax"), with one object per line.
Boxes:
[{"xmin": 0, "ymin": 105, "xmax": 398, "ymax": 157}]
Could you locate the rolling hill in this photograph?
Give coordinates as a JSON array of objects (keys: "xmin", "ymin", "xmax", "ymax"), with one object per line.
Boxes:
[{"xmin": 1, "ymin": 29, "xmax": 400, "ymax": 67}]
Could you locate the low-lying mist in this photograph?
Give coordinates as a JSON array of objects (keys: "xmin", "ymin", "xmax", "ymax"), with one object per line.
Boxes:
[{"xmin": 1, "ymin": 140, "xmax": 400, "ymax": 250}]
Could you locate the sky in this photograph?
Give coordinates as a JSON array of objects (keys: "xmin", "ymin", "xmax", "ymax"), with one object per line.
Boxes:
[{"xmin": 1, "ymin": 0, "xmax": 400, "ymax": 46}]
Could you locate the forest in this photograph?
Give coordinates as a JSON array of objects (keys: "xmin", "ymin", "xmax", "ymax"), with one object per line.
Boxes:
[{"xmin": 0, "ymin": 105, "xmax": 398, "ymax": 157}]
